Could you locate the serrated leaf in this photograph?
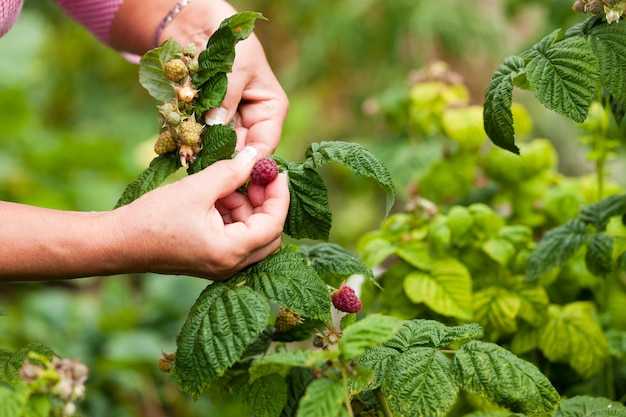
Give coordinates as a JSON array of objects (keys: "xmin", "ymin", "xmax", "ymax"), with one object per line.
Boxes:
[
  {"xmin": 483, "ymin": 55, "xmax": 526, "ymax": 154},
  {"xmin": 454, "ymin": 340, "xmax": 559, "ymax": 416},
  {"xmin": 0, "ymin": 344, "xmax": 56, "ymax": 387},
  {"xmin": 473, "ymin": 287, "xmax": 521, "ymax": 336},
  {"xmin": 194, "ymin": 12, "xmax": 265, "ymax": 86},
  {"xmin": 138, "ymin": 39, "xmax": 181, "ymax": 101},
  {"xmin": 250, "ymin": 350, "xmax": 325, "ymax": 382},
  {"xmin": 244, "ymin": 248, "xmax": 332, "ymax": 321},
  {"xmin": 339, "ymin": 314, "xmax": 405, "ymax": 359},
  {"xmin": 588, "ymin": 21, "xmax": 626, "ymax": 108},
  {"xmin": 538, "ymin": 303, "xmax": 608, "ymax": 379},
  {"xmin": 382, "ymin": 348, "xmax": 458, "ymax": 417},
  {"xmin": 296, "ymin": 378, "xmax": 349, "ymax": 417},
  {"xmin": 284, "ymin": 164, "xmax": 332, "ymax": 240},
  {"xmin": 554, "ymin": 395, "xmax": 626, "ymax": 417},
  {"xmin": 115, "ymin": 153, "xmax": 179, "ymax": 208},
  {"xmin": 585, "ymin": 233, "xmax": 614, "ymax": 276},
  {"xmin": 353, "ymin": 346, "xmax": 401, "ymax": 391},
  {"xmin": 298, "ymin": 243, "xmax": 373, "ymax": 286},
  {"xmin": 385, "ymin": 320, "xmax": 484, "ymax": 351},
  {"xmin": 579, "ymin": 194, "xmax": 626, "ymax": 231},
  {"xmin": 526, "ymin": 219, "xmax": 589, "ymax": 281},
  {"xmin": 171, "ymin": 283, "xmax": 270, "ymax": 398},
  {"xmin": 194, "ymin": 73, "xmax": 229, "ymax": 116},
  {"xmin": 524, "ymin": 29, "xmax": 600, "ymax": 123},
  {"xmin": 187, "ymin": 124, "xmax": 237, "ymax": 174},
  {"xmin": 514, "ymin": 282, "xmax": 550, "ymax": 327},
  {"xmin": 281, "ymin": 368, "xmax": 314, "ymax": 417},
  {"xmin": 403, "ymin": 259, "xmax": 473, "ymax": 321},
  {"xmin": 303, "ymin": 141, "xmax": 395, "ymax": 216},
  {"xmin": 244, "ymin": 373, "xmax": 288, "ymax": 417}
]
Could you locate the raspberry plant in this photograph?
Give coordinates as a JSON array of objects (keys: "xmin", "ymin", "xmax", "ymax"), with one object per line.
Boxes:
[{"xmin": 5, "ymin": 7, "xmax": 626, "ymax": 417}]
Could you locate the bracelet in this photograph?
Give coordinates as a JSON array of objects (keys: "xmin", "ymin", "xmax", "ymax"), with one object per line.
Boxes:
[{"xmin": 152, "ymin": 0, "xmax": 194, "ymax": 48}]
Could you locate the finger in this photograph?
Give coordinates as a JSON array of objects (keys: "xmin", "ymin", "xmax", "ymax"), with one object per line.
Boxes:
[{"xmin": 193, "ymin": 146, "xmax": 258, "ymax": 202}]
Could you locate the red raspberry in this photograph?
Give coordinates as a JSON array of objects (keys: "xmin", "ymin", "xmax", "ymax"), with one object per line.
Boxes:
[
  {"xmin": 331, "ymin": 284, "xmax": 362, "ymax": 313},
  {"xmin": 251, "ymin": 157, "xmax": 279, "ymax": 186}
]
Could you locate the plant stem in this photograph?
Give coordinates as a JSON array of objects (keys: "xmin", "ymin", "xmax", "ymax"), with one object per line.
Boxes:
[
  {"xmin": 340, "ymin": 366, "xmax": 355, "ymax": 417},
  {"xmin": 374, "ymin": 388, "xmax": 394, "ymax": 417}
]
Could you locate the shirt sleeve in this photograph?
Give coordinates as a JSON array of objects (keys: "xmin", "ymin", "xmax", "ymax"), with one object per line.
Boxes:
[{"xmin": 52, "ymin": 0, "xmax": 124, "ymax": 45}]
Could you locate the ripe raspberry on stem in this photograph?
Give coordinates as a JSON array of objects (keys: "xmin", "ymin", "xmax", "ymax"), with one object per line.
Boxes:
[
  {"xmin": 251, "ymin": 157, "xmax": 279, "ymax": 186},
  {"xmin": 331, "ymin": 283, "xmax": 362, "ymax": 313}
]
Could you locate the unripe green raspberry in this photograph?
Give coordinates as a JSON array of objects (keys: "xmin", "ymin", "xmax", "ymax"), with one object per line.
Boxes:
[
  {"xmin": 183, "ymin": 43, "xmax": 197, "ymax": 57},
  {"xmin": 274, "ymin": 308, "xmax": 301, "ymax": 332},
  {"xmin": 164, "ymin": 58, "xmax": 189, "ymax": 83},
  {"xmin": 178, "ymin": 119, "xmax": 204, "ymax": 146},
  {"xmin": 154, "ymin": 130, "xmax": 177, "ymax": 155},
  {"xmin": 165, "ymin": 111, "xmax": 181, "ymax": 126}
]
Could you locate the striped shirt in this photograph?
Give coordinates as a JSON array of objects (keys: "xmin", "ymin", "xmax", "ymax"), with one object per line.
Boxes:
[{"xmin": 1, "ymin": 0, "xmax": 124, "ymax": 44}]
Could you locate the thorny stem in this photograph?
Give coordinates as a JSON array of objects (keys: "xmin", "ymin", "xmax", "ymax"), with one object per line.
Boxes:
[{"xmin": 374, "ymin": 388, "xmax": 394, "ymax": 417}]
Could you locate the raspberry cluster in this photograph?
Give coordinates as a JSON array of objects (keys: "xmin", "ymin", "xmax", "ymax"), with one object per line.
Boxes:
[{"xmin": 153, "ymin": 45, "xmax": 207, "ymax": 168}]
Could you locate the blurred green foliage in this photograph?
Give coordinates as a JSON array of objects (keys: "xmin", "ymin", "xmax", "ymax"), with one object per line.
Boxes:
[{"xmin": 0, "ymin": 0, "xmax": 612, "ymax": 415}]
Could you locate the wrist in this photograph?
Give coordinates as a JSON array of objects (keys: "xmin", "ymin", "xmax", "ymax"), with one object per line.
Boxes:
[{"xmin": 110, "ymin": 0, "xmax": 237, "ymax": 55}]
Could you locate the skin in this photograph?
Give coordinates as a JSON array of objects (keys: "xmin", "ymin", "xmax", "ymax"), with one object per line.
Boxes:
[{"xmin": 0, "ymin": 0, "xmax": 290, "ymax": 282}]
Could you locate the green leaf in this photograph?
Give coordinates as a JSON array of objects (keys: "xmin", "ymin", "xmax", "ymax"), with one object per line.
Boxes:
[
  {"xmin": 303, "ymin": 141, "xmax": 396, "ymax": 216},
  {"xmin": 588, "ymin": 21, "xmax": 626, "ymax": 108},
  {"xmin": 403, "ymin": 259, "xmax": 473, "ymax": 321},
  {"xmin": 171, "ymin": 283, "xmax": 270, "ymax": 398},
  {"xmin": 115, "ymin": 153, "xmax": 179, "ymax": 208},
  {"xmin": 138, "ymin": 39, "xmax": 181, "ymax": 102},
  {"xmin": 524, "ymin": 29, "xmax": 600, "ymax": 123},
  {"xmin": 554, "ymin": 395, "xmax": 626, "ymax": 416},
  {"xmin": 473, "ymin": 287, "xmax": 521, "ymax": 336},
  {"xmin": 339, "ymin": 314, "xmax": 405, "ymax": 359},
  {"xmin": 385, "ymin": 320, "xmax": 484, "ymax": 351},
  {"xmin": 0, "ymin": 344, "xmax": 56, "ymax": 387},
  {"xmin": 194, "ymin": 73, "xmax": 228, "ymax": 116},
  {"xmin": 187, "ymin": 124, "xmax": 237, "ymax": 174},
  {"xmin": 296, "ymin": 378, "xmax": 349, "ymax": 417},
  {"xmin": 526, "ymin": 219, "xmax": 589, "ymax": 281},
  {"xmin": 0, "ymin": 384, "xmax": 22, "ymax": 417},
  {"xmin": 483, "ymin": 55, "xmax": 526, "ymax": 154},
  {"xmin": 250, "ymin": 350, "xmax": 324, "ymax": 382},
  {"xmin": 382, "ymin": 348, "xmax": 458, "ymax": 417},
  {"xmin": 23, "ymin": 394, "xmax": 50, "ymax": 417},
  {"xmin": 353, "ymin": 346, "xmax": 400, "ymax": 391},
  {"xmin": 282, "ymin": 368, "xmax": 314, "ymax": 417},
  {"xmin": 244, "ymin": 248, "xmax": 332, "ymax": 321},
  {"xmin": 284, "ymin": 163, "xmax": 332, "ymax": 240},
  {"xmin": 538, "ymin": 303, "xmax": 608, "ymax": 379},
  {"xmin": 454, "ymin": 341, "xmax": 559, "ymax": 416},
  {"xmin": 244, "ymin": 373, "xmax": 288, "ymax": 417},
  {"xmin": 585, "ymin": 233, "xmax": 614, "ymax": 276},
  {"xmin": 194, "ymin": 12, "xmax": 265, "ymax": 87},
  {"xmin": 579, "ymin": 194, "xmax": 626, "ymax": 231},
  {"xmin": 298, "ymin": 243, "xmax": 373, "ymax": 286}
]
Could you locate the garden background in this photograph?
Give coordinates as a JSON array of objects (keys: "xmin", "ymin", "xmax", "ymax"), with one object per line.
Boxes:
[{"xmin": 1, "ymin": 0, "xmax": 625, "ymax": 416}]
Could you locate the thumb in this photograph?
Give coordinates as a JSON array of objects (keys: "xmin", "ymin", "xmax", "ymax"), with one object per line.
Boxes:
[{"xmin": 196, "ymin": 146, "xmax": 258, "ymax": 200}]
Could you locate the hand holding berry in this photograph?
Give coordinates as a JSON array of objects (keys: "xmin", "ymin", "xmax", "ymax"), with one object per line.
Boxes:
[{"xmin": 114, "ymin": 146, "xmax": 290, "ymax": 279}]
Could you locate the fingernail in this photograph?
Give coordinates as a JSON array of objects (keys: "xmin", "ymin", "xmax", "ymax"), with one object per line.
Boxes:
[
  {"xmin": 205, "ymin": 107, "xmax": 228, "ymax": 125},
  {"xmin": 234, "ymin": 146, "xmax": 257, "ymax": 165}
]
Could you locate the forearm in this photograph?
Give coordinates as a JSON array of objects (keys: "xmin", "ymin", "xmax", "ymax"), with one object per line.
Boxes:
[
  {"xmin": 0, "ymin": 202, "xmax": 130, "ymax": 281},
  {"xmin": 109, "ymin": 0, "xmax": 238, "ymax": 55}
]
